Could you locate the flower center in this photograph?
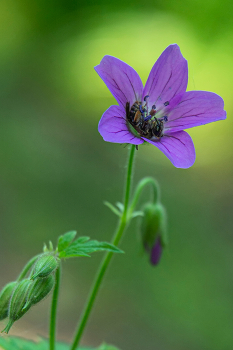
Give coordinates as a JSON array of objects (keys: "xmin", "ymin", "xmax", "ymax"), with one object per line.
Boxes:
[{"xmin": 126, "ymin": 96, "xmax": 168, "ymax": 140}]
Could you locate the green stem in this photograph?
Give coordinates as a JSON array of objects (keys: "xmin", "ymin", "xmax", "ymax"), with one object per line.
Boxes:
[
  {"xmin": 50, "ymin": 266, "xmax": 61, "ymax": 350},
  {"xmin": 17, "ymin": 255, "xmax": 40, "ymax": 282},
  {"xmin": 70, "ymin": 145, "xmax": 136, "ymax": 350},
  {"xmin": 128, "ymin": 177, "xmax": 160, "ymax": 219}
]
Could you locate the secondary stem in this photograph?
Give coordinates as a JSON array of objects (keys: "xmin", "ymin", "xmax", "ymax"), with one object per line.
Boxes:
[
  {"xmin": 17, "ymin": 255, "xmax": 40, "ymax": 282},
  {"xmin": 50, "ymin": 266, "xmax": 61, "ymax": 350},
  {"xmin": 128, "ymin": 177, "xmax": 160, "ymax": 218},
  {"xmin": 70, "ymin": 145, "xmax": 136, "ymax": 350}
]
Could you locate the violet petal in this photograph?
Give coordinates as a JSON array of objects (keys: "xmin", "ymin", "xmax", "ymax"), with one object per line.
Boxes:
[
  {"xmin": 94, "ymin": 56, "xmax": 143, "ymax": 108},
  {"xmin": 143, "ymin": 44, "xmax": 188, "ymax": 110},
  {"xmin": 150, "ymin": 238, "xmax": 162, "ymax": 265},
  {"xmin": 142, "ymin": 130, "xmax": 195, "ymax": 168},
  {"xmin": 98, "ymin": 105, "xmax": 144, "ymax": 145},
  {"xmin": 164, "ymin": 90, "xmax": 227, "ymax": 132}
]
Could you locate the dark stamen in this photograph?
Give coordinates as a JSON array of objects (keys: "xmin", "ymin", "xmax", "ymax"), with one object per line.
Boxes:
[
  {"xmin": 163, "ymin": 116, "xmax": 168, "ymax": 122},
  {"xmin": 152, "ymin": 105, "xmax": 156, "ymax": 109},
  {"xmin": 144, "ymin": 95, "xmax": 149, "ymax": 101},
  {"xmin": 144, "ymin": 115, "xmax": 152, "ymax": 121},
  {"xmin": 164, "ymin": 101, "xmax": 169, "ymax": 106}
]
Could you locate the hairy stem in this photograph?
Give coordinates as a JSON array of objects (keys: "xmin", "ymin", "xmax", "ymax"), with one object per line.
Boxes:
[
  {"xmin": 70, "ymin": 145, "xmax": 136, "ymax": 350},
  {"xmin": 49, "ymin": 266, "xmax": 61, "ymax": 350}
]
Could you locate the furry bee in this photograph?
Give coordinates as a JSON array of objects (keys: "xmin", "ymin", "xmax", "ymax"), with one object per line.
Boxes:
[{"xmin": 126, "ymin": 101, "xmax": 164, "ymax": 140}]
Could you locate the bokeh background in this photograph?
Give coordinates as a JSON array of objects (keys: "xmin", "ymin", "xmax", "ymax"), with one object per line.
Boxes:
[{"xmin": 0, "ymin": 1, "xmax": 233, "ymax": 349}]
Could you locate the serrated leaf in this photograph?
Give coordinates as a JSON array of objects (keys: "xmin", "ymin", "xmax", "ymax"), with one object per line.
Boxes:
[
  {"xmin": 104, "ymin": 201, "xmax": 121, "ymax": 217},
  {"xmin": 59, "ymin": 251, "xmax": 91, "ymax": 258},
  {"xmin": 57, "ymin": 231, "xmax": 77, "ymax": 252},
  {"xmin": 76, "ymin": 236, "xmax": 90, "ymax": 244},
  {"xmin": 0, "ymin": 336, "xmax": 119, "ymax": 350},
  {"xmin": 59, "ymin": 238, "xmax": 124, "ymax": 259}
]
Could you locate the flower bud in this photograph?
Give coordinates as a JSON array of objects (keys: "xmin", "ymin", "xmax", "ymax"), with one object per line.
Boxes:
[
  {"xmin": 24, "ymin": 274, "xmax": 55, "ymax": 310},
  {"xmin": 31, "ymin": 254, "xmax": 60, "ymax": 280},
  {"xmin": 140, "ymin": 202, "xmax": 167, "ymax": 265},
  {"xmin": 2, "ymin": 279, "xmax": 32, "ymax": 333},
  {"xmin": 0, "ymin": 281, "xmax": 17, "ymax": 320}
]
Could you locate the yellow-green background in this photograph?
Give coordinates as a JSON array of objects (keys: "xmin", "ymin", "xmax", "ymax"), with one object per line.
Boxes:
[{"xmin": 0, "ymin": 1, "xmax": 232, "ymax": 349}]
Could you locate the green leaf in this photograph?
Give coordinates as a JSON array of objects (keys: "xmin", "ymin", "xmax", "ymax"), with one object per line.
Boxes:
[
  {"xmin": 49, "ymin": 241, "xmax": 54, "ymax": 251},
  {"xmin": 59, "ymin": 238, "xmax": 124, "ymax": 259},
  {"xmin": 115, "ymin": 202, "xmax": 124, "ymax": 213},
  {"xmin": 75, "ymin": 236, "xmax": 90, "ymax": 244},
  {"xmin": 104, "ymin": 201, "xmax": 121, "ymax": 217},
  {"xmin": 130, "ymin": 210, "xmax": 144, "ymax": 219},
  {"xmin": 0, "ymin": 337, "xmax": 119, "ymax": 350},
  {"xmin": 57, "ymin": 231, "xmax": 77, "ymax": 252}
]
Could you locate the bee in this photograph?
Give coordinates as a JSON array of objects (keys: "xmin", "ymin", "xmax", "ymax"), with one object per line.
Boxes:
[
  {"xmin": 126, "ymin": 101, "xmax": 144, "ymax": 125},
  {"xmin": 126, "ymin": 101, "xmax": 165, "ymax": 140}
]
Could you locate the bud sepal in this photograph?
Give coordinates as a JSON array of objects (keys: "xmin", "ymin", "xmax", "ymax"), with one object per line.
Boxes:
[
  {"xmin": 140, "ymin": 202, "xmax": 167, "ymax": 265},
  {"xmin": 31, "ymin": 253, "xmax": 60, "ymax": 280},
  {"xmin": 2, "ymin": 279, "xmax": 32, "ymax": 333},
  {"xmin": 24, "ymin": 274, "xmax": 55, "ymax": 310},
  {"xmin": 0, "ymin": 281, "xmax": 17, "ymax": 321}
]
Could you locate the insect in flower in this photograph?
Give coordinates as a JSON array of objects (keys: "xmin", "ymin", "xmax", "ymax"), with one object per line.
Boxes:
[
  {"xmin": 126, "ymin": 98, "xmax": 166, "ymax": 140},
  {"xmin": 95, "ymin": 44, "xmax": 226, "ymax": 168}
]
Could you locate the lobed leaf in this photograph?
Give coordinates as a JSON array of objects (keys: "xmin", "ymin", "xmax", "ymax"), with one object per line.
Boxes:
[
  {"xmin": 59, "ymin": 238, "xmax": 123, "ymax": 259},
  {"xmin": 57, "ymin": 231, "xmax": 77, "ymax": 252}
]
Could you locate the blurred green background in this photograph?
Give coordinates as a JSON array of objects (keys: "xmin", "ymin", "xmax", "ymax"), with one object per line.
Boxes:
[{"xmin": 0, "ymin": 0, "xmax": 233, "ymax": 349}]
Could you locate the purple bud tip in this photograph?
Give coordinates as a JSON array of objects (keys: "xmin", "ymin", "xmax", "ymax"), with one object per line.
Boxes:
[{"xmin": 150, "ymin": 238, "xmax": 162, "ymax": 265}]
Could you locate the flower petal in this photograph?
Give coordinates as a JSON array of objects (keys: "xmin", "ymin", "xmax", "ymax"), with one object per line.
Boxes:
[
  {"xmin": 142, "ymin": 130, "xmax": 195, "ymax": 168},
  {"xmin": 150, "ymin": 238, "xmax": 162, "ymax": 265},
  {"xmin": 95, "ymin": 56, "xmax": 143, "ymax": 108},
  {"xmin": 164, "ymin": 91, "xmax": 227, "ymax": 132},
  {"xmin": 143, "ymin": 44, "xmax": 188, "ymax": 110},
  {"xmin": 98, "ymin": 105, "xmax": 144, "ymax": 145}
]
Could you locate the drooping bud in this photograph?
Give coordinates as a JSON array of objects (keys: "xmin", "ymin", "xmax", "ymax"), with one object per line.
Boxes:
[
  {"xmin": 140, "ymin": 202, "xmax": 167, "ymax": 265},
  {"xmin": 0, "ymin": 282, "xmax": 17, "ymax": 320},
  {"xmin": 2, "ymin": 279, "xmax": 32, "ymax": 333},
  {"xmin": 31, "ymin": 253, "xmax": 60, "ymax": 280},
  {"xmin": 23, "ymin": 274, "xmax": 55, "ymax": 310}
]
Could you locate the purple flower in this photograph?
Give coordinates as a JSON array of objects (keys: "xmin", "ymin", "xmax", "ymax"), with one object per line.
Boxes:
[{"xmin": 95, "ymin": 44, "xmax": 226, "ymax": 168}]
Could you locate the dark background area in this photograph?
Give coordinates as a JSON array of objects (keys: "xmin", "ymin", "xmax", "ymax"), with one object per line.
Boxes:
[{"xmin": 0, "ymin": 1, "xmax": 233, "ymax": 349}]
